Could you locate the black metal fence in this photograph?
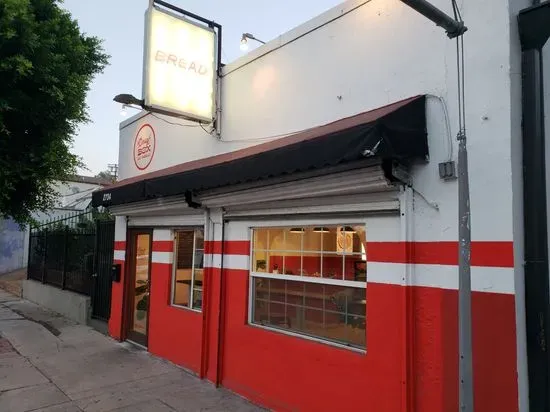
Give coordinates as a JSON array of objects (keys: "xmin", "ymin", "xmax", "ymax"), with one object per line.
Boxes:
[
  {"xmin": 28, "ymin": 210, "xmax": 112, "ymax": 297},
  {"xmin": 92, "ymin": 219, "xmax": 115, "ymax": 321}
]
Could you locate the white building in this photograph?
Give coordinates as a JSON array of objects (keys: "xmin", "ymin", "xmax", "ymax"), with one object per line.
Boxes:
[
  {"xmin": 92, "ymin": 1, "xmax": 550, "ymax": 411},
  {"xmin": 34, "ymin": 175, "xmax": 111, "ymax": 223},
  {"xmin": 0, "ymin": 175, "xmax": 110, "ymax": 275}
]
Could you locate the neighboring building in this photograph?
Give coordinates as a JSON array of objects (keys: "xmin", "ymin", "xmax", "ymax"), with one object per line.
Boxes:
[
  {"xmin": 0, "ymin": 175, "xmax": 110, "ymax": 274},
  {"xmin": 33, "ymin": 175, "xmax": 112, "ymax": 223},
  {"xmin": 0, "ymin": 218, "xmax": 26, "ymax": 275},
  {"xmin": 91, "ymin": 1, "xmax": 549, "ymax": 411}
]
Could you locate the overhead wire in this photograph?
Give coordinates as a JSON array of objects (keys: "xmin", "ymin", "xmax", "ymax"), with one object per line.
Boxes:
[
  {"xmin": 452, "ymin": 0, "xmax": 466, "ymax": 136},
  {"xmin": 151, "ymin": 108, "xmax": 313, "ymax": 144},
  {"xmin": 149, "ymin": 112, "xmax": 201, "ymax": 127}
]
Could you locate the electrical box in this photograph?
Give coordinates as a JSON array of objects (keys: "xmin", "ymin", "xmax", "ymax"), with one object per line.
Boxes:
[
  {"xmin": 439, "ymin": 161, "xmax": 457, "ymax": 180},
  {"xmin": 111, "ymin": 264, "xmax": 122, "ymax": 282}
]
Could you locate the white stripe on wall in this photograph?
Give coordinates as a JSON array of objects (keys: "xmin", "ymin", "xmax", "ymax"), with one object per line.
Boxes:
[
  {"xmin": 224, "ymin": 254, "xmax": 249, "ymax": 271},
  {"xmin": 114, "ymin": 216, "xmax": 126, "ymax": 242},
  {"xmin": 367, "ymin": 262, "xmax": 515, "ymax": 294},
  {"xmin": 152, "ymin": 251, "xmax": 173, "ymax": 264},
  {"xmin": 202, "ymin": 255, "xmax": 515, "ymax": 294},
  {"xmin": 153, "ymin": 229, "xmax": 173, "ymax": 242},
  {"xmin": 206, "ymin": 254, "xmax": 249, "ymax": 271},
  {"xmin": 114, "ymin": 250, "xmax": 125, "ymax": 261}
]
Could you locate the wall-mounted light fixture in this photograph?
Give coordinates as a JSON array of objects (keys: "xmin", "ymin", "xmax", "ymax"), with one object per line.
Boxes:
[
  {"xmin": 240, "ymin": 32, "xmax": 266, "ymax": 51},
  {"xmin": 120, "ymin": 104, "xmax": 128, "ymax": 117}
]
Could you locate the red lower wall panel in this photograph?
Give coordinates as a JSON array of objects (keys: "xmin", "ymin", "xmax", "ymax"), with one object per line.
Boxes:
[
  {"xmin": 108, "ymin": 259, "xmax": 125, "ymax": 340},
  {"xmin": 220, "ymin": 269, "xmax": 403, "ymax": 412},
  {"xmin": 412, "ymin": 286, "xmax": 518, "ymax": 412},
  {"xmin": 108, "ymin": 254, "xmax": 518, "ymax": 411},
  {"xmin": 205, "ymin": 267, "xmax": 222, "ymax": 382},
  {"xmin": 148, "ymin": 262, "xmax": 203, "ymax": 373},
  {"xmin": 217, "ymin": 269, "xmax": 518, "ymax": 412}
]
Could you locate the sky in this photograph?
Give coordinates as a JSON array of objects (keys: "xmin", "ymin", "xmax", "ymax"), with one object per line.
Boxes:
[{"xmin": 61, "ymin": 0, "xmax": 343, "ymax": 176}]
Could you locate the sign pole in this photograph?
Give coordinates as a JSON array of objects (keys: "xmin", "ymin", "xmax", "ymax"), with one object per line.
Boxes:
[
  {"xmin": 397, "ymin": 1, "xmax": 472, "ymax": 410},
  {"xmin": 458, "ymin": 129, "xmax": 473, "ymax": 411}
]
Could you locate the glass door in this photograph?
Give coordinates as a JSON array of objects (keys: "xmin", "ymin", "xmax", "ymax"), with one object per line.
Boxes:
[{"xmin": 126, "ymin": 230, "xmax": 152, "ymax": 347}]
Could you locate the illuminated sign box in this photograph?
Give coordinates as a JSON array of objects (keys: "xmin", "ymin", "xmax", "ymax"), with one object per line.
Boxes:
[{"xmin": 143, "ymin": 6, "xmax": 216, "ymax": 123}]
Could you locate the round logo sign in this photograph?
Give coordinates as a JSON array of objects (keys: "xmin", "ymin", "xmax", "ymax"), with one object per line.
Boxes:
[{"xmin": 133, "ymin": 124, "xmax": 156, "ymax": 171}]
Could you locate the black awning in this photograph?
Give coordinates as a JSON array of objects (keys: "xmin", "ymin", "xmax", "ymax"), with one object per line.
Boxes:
[{"xmin": 93, "ymin": 95, "xmax": 427, "ymax": 208}]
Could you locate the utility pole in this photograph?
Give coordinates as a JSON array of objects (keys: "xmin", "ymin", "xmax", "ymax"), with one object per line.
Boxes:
[
  {"xmin": 107, "ymin": 164, "xmax": 119, "ymax": 182},
  {"xmin": 397, "ymin": 1, "xmax": 472, "ymax": 410}
]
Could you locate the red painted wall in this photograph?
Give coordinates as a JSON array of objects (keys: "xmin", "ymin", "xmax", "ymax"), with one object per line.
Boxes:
[
  {"xmin": 109, "ymin": 238, "xmax": 519, "ymax": 412},
  {"xmin": 219, "ymin": 269, "xmax": 403, "ymax": 412},
  {"xmin": 204, "ymin": 267, "xmax": 222, "ymax": 382},
  {"xmin": 148, "ymin": 261, "xmax": 203, "ymax": 373},
  {"xmin": 215, "ymin": 241, "xmax": 519, "ymax": 412},
  {"xmin": 412, "ymin": 287, "xmax": 517, "ymax": 411},
  {"xmin": 218, "ymin": 270, "xmax": 518, "ymax": 412}
]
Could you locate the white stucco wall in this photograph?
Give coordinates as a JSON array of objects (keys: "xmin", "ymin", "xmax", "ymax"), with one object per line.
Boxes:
[{"xmin": 119, "ymin": 0, "xmax": 519, "ymax": 245}]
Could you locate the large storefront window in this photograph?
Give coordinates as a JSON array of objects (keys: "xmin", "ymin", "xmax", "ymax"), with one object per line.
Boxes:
[
  {"xmin": 172, "ymin": 229, "xmax": 204, "ymax": 311},
  {"xmin": 250, "ymin": 225, "xmax": 367, "ymax": 349}
]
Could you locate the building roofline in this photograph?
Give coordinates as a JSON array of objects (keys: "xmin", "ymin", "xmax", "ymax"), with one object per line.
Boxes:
[{"xmin": 221, "ymin": 0, "xmax": 372, "ymax": 77}]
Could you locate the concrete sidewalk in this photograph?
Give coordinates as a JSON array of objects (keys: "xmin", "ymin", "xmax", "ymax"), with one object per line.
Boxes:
[{"xmin": 0, "ymin": 290, "xmax": 262, "ymax": 412}]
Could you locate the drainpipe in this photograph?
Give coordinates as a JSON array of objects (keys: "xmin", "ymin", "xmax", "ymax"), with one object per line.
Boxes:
[
  {"xmin": 518, "ymin": 1, "xmax": 550, "ymax": 410},
  {"xmin": 200, "ymin": 208, "xmax": 211, "ymax": 380},
  {"xmin": 215, "ymin": 210, "xmax": 226, "ymax": 387}
]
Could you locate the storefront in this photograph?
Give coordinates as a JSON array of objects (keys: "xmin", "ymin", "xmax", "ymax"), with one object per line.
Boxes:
[{"xmin": 91, "ymin": 0, "xmax": 542, "ymax": 410}]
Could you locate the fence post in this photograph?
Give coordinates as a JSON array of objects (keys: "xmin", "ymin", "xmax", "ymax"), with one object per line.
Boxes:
[
  {"xmin": 62, "ymin": 226, "xmax": 69, "ymax": 289},
  {"xmin": 94, "ymin": 219, "xmax": 100, "ymax": 275},
  {"xmin": 26, "ymin": 225, "xmax": 32, "ymax": 280},
  {"xmin": 42, "ymin": 229, "xmax": 48, "ymax": 283},
  {"xmin": 91, "ymin": 219, "xmax": 101, "ymax": 307}
]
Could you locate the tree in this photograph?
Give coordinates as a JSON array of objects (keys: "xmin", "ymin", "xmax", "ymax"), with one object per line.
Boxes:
[
  {"xmin": 0, "ymin": 0, "xmax": 109, "ymax": 225},
  {"xmin": 95, "ymin": 170, "xmax": 115, "ymax": 183}
]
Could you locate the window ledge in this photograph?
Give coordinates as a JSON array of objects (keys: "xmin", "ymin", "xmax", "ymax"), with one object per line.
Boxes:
[
  {"xmin": 170, "ymin": 303, "xmax": 203, "ymax": 314},
  {"xmin": 247, "ymin": 322, "xmax": 366, "ymax": 355}
]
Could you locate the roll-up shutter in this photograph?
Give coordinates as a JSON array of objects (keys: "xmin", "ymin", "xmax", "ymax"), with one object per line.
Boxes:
[
  {"xmin": 200, "ymin": 165, "xmax": 400, "ymax": 218},
  {"xmin": 109, "ymin": 196, "xmax": 205, "ymax": 227}
]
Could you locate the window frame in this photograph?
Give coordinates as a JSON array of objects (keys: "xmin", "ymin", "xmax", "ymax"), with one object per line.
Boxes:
[
  {"xmin": 247, "ymin": 223, "xmax": 367, "ymax": 352},
  {"xmin": 170, "ymin": 226, "xmax": 205, "ymax": 312}
]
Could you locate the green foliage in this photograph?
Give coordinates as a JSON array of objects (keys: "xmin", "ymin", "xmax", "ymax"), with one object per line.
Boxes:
[
  {"xmin": 95, "ymin": 170, "xmax": 115, "ymax": 183},
  {"xmin": 32, "ymin": 208, "xmax": 112, "ymax": 234},
  {"xmin": 0, "ymin": 0, "xmax": 109, "ymax": 225}
]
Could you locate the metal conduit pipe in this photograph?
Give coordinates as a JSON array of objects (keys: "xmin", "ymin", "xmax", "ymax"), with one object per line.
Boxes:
[{"xmin": 399, "ymin": 0, "xmax": 467, "ymax": 38}]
